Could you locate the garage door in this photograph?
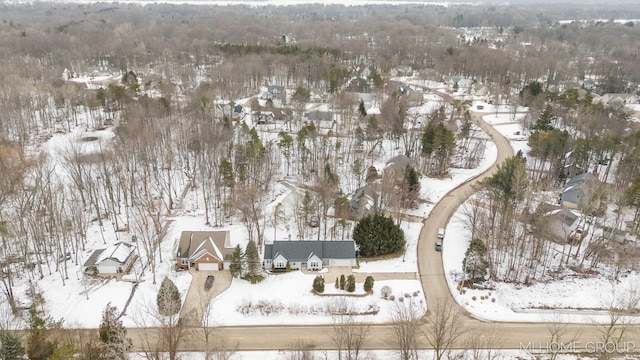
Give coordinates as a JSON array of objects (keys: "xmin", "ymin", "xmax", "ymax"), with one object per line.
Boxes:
[{"xmin": 198, "ymin": 262, "xmax": 219, "ymax": 271}]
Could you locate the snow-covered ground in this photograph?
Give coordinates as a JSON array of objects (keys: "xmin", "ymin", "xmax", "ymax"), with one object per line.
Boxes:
[{"xmin": 440, "ymin": 105, "xmax": 640, "ymax": 324}]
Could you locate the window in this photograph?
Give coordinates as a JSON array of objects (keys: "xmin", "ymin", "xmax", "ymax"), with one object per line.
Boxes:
[
  {"xmin": 276, "ymin": 261, "xmax": 286, "ymax": 268},
  {"xmin": 181, "ymin": 259, "xmax": 188, "ymax": 265}
]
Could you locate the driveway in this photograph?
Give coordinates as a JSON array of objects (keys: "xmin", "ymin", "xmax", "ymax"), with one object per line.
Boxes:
[{"xmin": 180, "ymin": 269, "xmax": 232, "ymax": 326}]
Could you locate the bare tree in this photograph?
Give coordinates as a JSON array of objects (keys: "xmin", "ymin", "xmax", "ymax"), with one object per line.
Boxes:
[
  {"xmin": 464, "ymin": 324, "xmax": 502, "ymax": 360},
  {"xmin": 282, "ymin": 338, "xmax": 316, "ymax": 360},
  {"xmin": 328, "ymin": 299, "xmax": 370, "ymax": 360},
  {"xmin": 424, "ymin": 298, "xmax": 466, "ymax": 360},
  {"xmin": 389, "ymin": 299, "xmax": 423, "ymax": 360},
  {"xmin": 546, "ymin": 313, "xmax": 581, "ymax": 360},
  {"xmin": 134, "ymin": 288, "xmax": 186, "ymax": 360},
  {"xmin": 596, "ymin": 284, "xmax": 640, "ymax": 359}
]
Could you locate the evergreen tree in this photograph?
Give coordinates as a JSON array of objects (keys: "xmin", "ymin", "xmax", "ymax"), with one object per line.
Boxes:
[
  {"xmin": 346, "ymin": 275, "xmax": 356, "ymax": 293},
  {"xmin": 340, "ymin": 274, "xmax": 346, "ymax": 290},
  {"xmin": 358, "ymin": 99, "xmax": 367, "ymax": 118},
  {"xmin": 363, "ymin": 276, "xmax": 375, "ymax": 292},
  {"xmin": 244, "ymin": 240, "xmax": 261, "ymax": 283},
  {"xmin": 157, "ymin": 277, "xmax": 181, "ymax": 316},
  {"xmin": 532, "ymin": 104, "xmax": 555, "ymax": 131},
  {"xmin": 402, "ymin": 165, "xmax": 421, "ymax": 207},
  {"xmin": 312, "ymin": 275, "xmax": 325, "ymax": 293},
  {"xmin": 26, "ymin": 308, "xmax": 55, "ymax": 360},
  {"xmin": 335, "ymin": 277, "xmax": 339, "ymax": 289},
  {"xmin": 462, "ymin": 239, "xmax": 489, "ymax": 284},
  {"xmin": 98, "ymin": 303, "xmax": 132, "ymax": 360},
  {"xmin": 352, "ymin": 212, "xmax": 405, "ymax": 257},
  {"xmin": 229, "ymin": 244, "xmax": 244, "ymax": 278},
  {"xmin": 0, "ymin": 333, "xmax": 24, "ymax": 360}
]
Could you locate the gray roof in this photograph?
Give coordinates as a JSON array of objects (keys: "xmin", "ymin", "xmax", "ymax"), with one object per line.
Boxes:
[
  {"xmin": 264, "ymin": 240, "xmax": 356, "ymax": 262},
  {"xmin": 385, "ymin": 155, "xmax": 412, "ymax": 170},
  {"xmin": 565, "ymin": 173, "xmax": 598, "ymax": 188},
  {"xmin": 562, "ymin": 173, "xmax": 599, "ymax": 207}
]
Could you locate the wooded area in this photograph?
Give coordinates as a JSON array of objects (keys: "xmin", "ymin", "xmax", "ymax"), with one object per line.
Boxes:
[{"xmin": 1, "ymin": 1, "xmax": 640, "ymax": 357}]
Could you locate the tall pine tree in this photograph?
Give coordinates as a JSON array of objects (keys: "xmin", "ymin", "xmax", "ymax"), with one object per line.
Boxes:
[
  {"xmin": 244, "ymin": 240, "xmax": 261, "ymax": 283},
  {"xmin": 230, "ymin": 244, "xmax": 244, "ymax": 278},
  {"xmin": 462, "ymin": 239, "xmax": 489, "ymax": 284},
  {"xmin": 157, "ymin": 277, "xmax": 181, "ymax": 316}
]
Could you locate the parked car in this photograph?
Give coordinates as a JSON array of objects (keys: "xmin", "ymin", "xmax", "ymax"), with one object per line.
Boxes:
[
  {"xmin": 205, "ymin": 275, "xmax": 215, "ymax": 290},
  {"xmin": 435, "ymin": 241, "xmax": 442, "ymax": 252},
  {"xmin": 437, "ymin": 227, "xmax": 445, "ymax": 239}
]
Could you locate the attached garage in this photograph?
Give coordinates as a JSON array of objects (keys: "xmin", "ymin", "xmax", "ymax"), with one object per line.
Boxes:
[{"xmin": 197, "ymin": 262, "xmax": 220, "ymax": 271}]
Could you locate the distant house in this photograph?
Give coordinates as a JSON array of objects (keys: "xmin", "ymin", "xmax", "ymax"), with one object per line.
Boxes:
[
  {"xmin": 339, "ymin": 185, "xmax": 380, "ymax": 220},
  {"xmin": 561, "ymin": 173, "xmax": 600, "ymax": 210},
  {"xmin": 443, "ymin": 75, "xmax": 472, "ymax": 90},
  {"xmin": 347, "ymin": 78, "xmax": 370, "ymax": 92},
  {"xmin": 261, "ymin": 85, "xmax": 286, "ymax": 100},
  {"xmin": 596, "ymin": 93, "xmax": 638, "ymax": 107},
  {"xmin": 175, "ymin": 231, "xmax": 234, "ymax": 271},
  {"xmin": 83, "ymin": 242, "xmax": 137, "ymax": 276},
  {"xmin": 540, "ymin": 207, "xmax": 583, "ymax": 243},
  {"xmin": 305, "ymin": 111, "xmax": 334, "ymax": 122},
  {"xmin": 384, "ymin": 155, "xmax": 412, "ymax": 181},
  {"xmin": 233, "ymin": 104, "xmax": 244, "ymax": 120},
  {"xmin": 263, "ymin": 240, "xmax": 357, "ymax": 271}
]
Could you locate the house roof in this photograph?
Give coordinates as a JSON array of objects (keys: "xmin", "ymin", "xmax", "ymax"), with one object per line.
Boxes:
[
  {"xmin": 348, "ymin": 185, "xmax": 378, "ymax": 213},
  {"xmin": 96, "ymin": 242, "xmax": 135, "ymax": 265},
  {"xmin": 177, "ymin": 231, "xmax": 233, "ymax": 261},
  {"xmin": 385, "ymin": 155, "xmax": 412, "ymax": 171},
  {"xmin": 264, "ymin": 240, "xmax": 355, "ymax": 262},
  {"xmin": 565, "ymin": 172, "xmax": 598, "ymax": 188}
]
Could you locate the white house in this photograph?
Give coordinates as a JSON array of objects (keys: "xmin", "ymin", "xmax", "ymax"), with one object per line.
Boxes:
[
  {"xmin": 263, "ymin": 240, "xmax": 356, "ymax": 271},
  {"xmin": 84, "ymin": 242, "xmax": 136, "ymax": 276}
]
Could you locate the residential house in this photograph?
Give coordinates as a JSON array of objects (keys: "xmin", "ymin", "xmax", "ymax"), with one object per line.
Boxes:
[
  {"xmin": 347, "ymin": 78, "xmax": 370, "ymax": 92},
  {"xmin": 341, "ymin": 185, "xmax": 380, "ymax": 220},
  {"xmin": 261, "ymin": 85, "xmax": 286, "ymax": 100},
  {"xmin": 175, "ymin": 231, "xmax": 235, "ymax": 271},
  {"xmin": 540, "ymin": 207, "xmax": 583, "ymax": 243},
  {"xmin": 561, "ymin": 173, "xmax": 600, "ymax": 210},
  {"xmin": 305, "ymin": 111, "xmax": 334, "ymax": 122},
  {"xmin": 263, "ymin": 240, "xmax": 357, "ymax": 271},
  {"xmin": 596, "ymin": 93, "xmax": 638, "ymax": 107},
  {"xmin": 443, "ymin": 75, "xmax": 472, "ymax": 90},
  {"xmin": 83, "ymin": 242, "xmax": 137, "ymax": 276},
  {"xmin": 233, "ymin": 103, "xmax": 244, "ymax": 121},
  {"xmin": 384, "ymin": 155, "xmax": 412, "ymax": 181}
]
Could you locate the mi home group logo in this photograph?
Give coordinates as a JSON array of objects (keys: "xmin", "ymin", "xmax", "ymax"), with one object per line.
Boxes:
[{"xmin": 521, "ymin": 341, "xmax": 637, "ymax": 354}]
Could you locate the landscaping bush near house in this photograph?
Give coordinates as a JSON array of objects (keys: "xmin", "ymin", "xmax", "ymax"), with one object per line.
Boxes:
[
  {"xmin": 346, "ymin": 275, "xmax": 356, "ymax": 292},
  {"xmin": 364, "ymin": 276, "xmax": 374, "ymax": 293},
  {"xmin": 381, "ymin": 285, "xmax": 392, "ymax": 299},
  {"xmin": 312, "ymin": 275, "xmax": 325, "ymax": 293}
]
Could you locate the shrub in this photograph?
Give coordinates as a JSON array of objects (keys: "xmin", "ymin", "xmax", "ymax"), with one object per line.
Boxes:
[
  {"xmin": 335, "ymin": 277, "xmax": 339, "ymax": 289},
  {"xmin": 312, "ymin": 275, "xmax": 325, "ymax": 293},
  {"xmin": 346, "ymin": 275, "xmax": 356, "ymax": 292},
  {"xmin": 363, "ymin": 276, "xmax": 374, "ymax": 292},
  {"xmin": 340, "ymin": 274, "xmax": 346, "ymax": 290},
  {"xmin": 381, "ymin": 285, "xmax": 392, "ymax": 299}
]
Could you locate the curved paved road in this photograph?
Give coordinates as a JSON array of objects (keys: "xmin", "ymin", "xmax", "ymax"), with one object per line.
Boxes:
[{"xmin": 418, "ymin": 108, "xmax": 514, "ymax": 312}]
